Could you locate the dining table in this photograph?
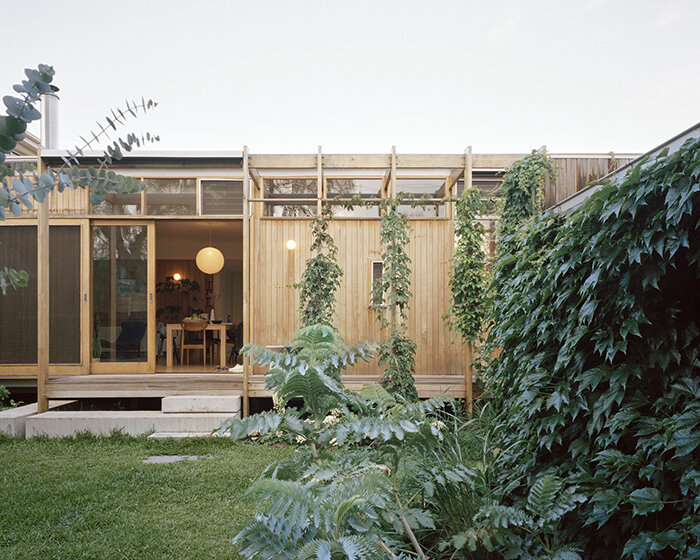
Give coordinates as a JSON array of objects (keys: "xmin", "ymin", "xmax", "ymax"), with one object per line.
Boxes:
[{"xmin": 165, "ymin": 322, "xmax": 230, "ymax": 369}]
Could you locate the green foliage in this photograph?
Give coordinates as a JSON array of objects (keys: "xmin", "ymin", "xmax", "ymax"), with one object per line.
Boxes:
[
  {"xmin": 484, "ymin": 136, "xmax": 700, "ymax": 558},
  {"xmin": 220, "ymin": 323, "xmax": 470, "ymax": 558},
  {"xmin": 0, "ymin": 266, "xmax": 28, "ymax": 295},
  {"xmin": 298, "ymin": 207, "xmax": 343, "ymax": 328},
  {"xmin": 445, "ymin": 186, "xmax": 488, "ymax": 344},
  {"xmin": 0, "ymin": 65, "xmax": 158, "ymax": 294},
  {"xmin": 497, "ymin": 149, "xmax": 555, "ymax": 256},
  {"xmin": 0, "ymin": 384, "xmax": 21, "ymax": 410},
  {"xmin": 372, "ymin": 199, "xmax": 418, "ymax": 402}
]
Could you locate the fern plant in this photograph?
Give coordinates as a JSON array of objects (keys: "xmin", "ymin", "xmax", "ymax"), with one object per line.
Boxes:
[
  {"xmin": 441, "ymin": 475, "xmax": 584, "ymax": 559},
  {"xmin": 220, "ymin": 324, "xmax": 462, "ymax": 558}
]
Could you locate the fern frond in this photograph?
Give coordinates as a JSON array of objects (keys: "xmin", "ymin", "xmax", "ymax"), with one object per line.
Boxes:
[
  {"xmin": 247, "ymin": 479, "xmax": 317, "ymax": 538},
  {"xmin": 551, "ymin": 544, "xmax": 583, "ymax": 560},
  {"xmin": 476, "ymin": 501, "xmax": 535, "ymax": 530},
  {"xmin": 526, "ymin": 474, "xmax": 563, "ymax": 518},
  {"xmin": 218, "ymin": 409, "xmax": 284, "ymax": 439},
  {"xmin": 337, "ymin": 534, "xmax": 385, "ymax": 560},
  {"xmin": 359, "ymin": 384, "xmax": 397, "ymax": 410}
]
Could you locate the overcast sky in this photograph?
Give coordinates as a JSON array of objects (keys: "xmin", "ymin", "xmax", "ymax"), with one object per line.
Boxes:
[{"xmin": 3, "ymin": 0, "xmax": 698, "ymax": 155}]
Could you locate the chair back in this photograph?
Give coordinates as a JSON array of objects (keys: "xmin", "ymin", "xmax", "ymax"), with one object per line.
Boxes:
[{"xmin": 182, "ymin": 320, "xmax": 207, "ymax": 332}]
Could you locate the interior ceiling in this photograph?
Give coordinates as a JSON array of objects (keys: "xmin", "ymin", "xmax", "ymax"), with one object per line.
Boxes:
[
  {"xmin": 156, "ymin": 220, "xmax": 243, "ymax": 261},
  {"xmin": 156, "ymin": 220, "xmax": 242, "ymax": 240}
]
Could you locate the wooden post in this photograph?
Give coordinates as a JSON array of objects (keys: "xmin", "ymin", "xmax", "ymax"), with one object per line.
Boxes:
[
  {"xmin": 36, "ymin": 151, "xmax": 49, "ymax": 413},
  {"xmin": 389, "ymin": 146, "xmax": 399, "ymax": 326},
  {"xmin": 242, "ymin": 146, "xmax": 250, "ymax": 417},
  {"xmin": 465, "ymin": 146, "xmax": 473, "ymax": 415},
  {"xmin": 390, "ymin": 145, "xmax": 397, "ymax": 198},
  {"xmin": 317, "ymin": 146, "xmax": 323, "ymax": 215}
]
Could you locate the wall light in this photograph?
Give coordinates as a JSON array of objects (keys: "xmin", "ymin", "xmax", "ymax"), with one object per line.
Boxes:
[
  {"xmin": 286, "ymin": 239, "xmax": 297, "ymax": 251},
  {"xmin": 173, "ymin": 273, "xmax": 182, "ymax": 281}
]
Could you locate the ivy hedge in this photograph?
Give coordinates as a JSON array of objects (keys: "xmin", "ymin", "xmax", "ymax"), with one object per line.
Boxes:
[{"xmin": 484, "ymin": 136, "xmax": 700, "ymax": 558}]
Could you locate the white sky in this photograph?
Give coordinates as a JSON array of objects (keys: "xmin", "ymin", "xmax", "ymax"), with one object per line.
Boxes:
[{"xmin": 3, "ymin": 0, "xmax": 699, "ymax": 155}]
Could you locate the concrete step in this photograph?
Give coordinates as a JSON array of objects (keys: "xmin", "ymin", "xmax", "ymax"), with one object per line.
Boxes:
[
  {"xmin": 0, "ymin": 400, "xmax": 76, "ymax": 437},
  {"xmin": 148, "ymin": 431, "xmax": 224, "ymax": 440},
  {"xmin": 25, "ymin": 410, "xmax": 239, "ymax": 438},
  {"xmin": 162, "ymin": 395, "xmax": 241, "ymax": 414}
]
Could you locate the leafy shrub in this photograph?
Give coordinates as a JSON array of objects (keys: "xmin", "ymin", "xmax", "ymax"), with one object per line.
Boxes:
[
  {"xmin": 220, "ymin": 324, "xmax": 478, "ymax": 558},
  {"xmin": 483, "ymin": 137, "xmax": 700, "ymax": 558}
]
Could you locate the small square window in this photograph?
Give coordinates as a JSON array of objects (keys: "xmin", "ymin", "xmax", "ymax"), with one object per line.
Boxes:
[
  {"xmin": 371, "ymin": 260, "xmax": 384, "ymax": 307},
  {"xmin": 201, "ymin": 180, "xmax": 243, "ymax": 215}
]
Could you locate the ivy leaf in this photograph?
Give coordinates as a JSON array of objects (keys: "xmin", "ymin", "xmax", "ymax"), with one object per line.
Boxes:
[{"xmin": 629, "ymin": 488, "xmax": 663, "ymax": 515}]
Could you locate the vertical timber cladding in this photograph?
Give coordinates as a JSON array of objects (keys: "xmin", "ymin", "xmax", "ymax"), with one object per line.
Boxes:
[{"xmin": 251, "ymin": 218, "xmax": 464, "ymax": 377}]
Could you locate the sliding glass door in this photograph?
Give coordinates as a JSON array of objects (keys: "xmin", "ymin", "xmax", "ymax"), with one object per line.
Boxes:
[{"xmin": 91, "ymin": 221, "xmax": 155, "ymax": 373}]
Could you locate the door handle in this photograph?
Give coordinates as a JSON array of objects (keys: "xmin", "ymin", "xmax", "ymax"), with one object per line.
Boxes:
[{"xmin": 150, "ymin": 292, "xmax": 153, "ymax": 304}]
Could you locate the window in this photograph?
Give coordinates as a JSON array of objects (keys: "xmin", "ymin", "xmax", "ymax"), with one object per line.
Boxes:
[
  {"xmin": 201, "ymin": 180, "xmax": 243, "ymax": 215},
  {"xmin": 145, "ymin": 178, "xmax": 196, "ymax": 215},
  {"xmin": 395, "ymin": 178, "xmax": 446, "ymax": 217},
  {"xmin": 92, "ymin": 192, "xmax": 141, "ymax": 215},
  {"xmin": 327, "ymin": 178, "xmax": 381, "ymax": 217},
  {"xmin": 264, "ymin": 178, "xmax": 317, "ymax": 217},
  {"xmin": 371, "ymin": 260, "xmax": 384, "ymax": 307}
]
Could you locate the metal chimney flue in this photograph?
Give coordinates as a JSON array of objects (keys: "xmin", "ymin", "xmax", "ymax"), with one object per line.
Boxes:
[{"xmin": 40, "ymin": 85, "xmax": 60, "ymax": 150}]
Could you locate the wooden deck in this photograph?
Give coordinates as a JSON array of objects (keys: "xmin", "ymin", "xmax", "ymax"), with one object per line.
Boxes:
[{"xmin": 45, "ymin": 373, "xmax": 467, "ymax": 400}]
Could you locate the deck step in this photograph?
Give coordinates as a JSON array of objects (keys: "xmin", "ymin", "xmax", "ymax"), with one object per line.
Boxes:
[
  {"xmin": 162, "ymin": 395, "xmax": 241, "ymax": 414},
  {"xmin": 147, "ymin": 431, "xmax": 223, "ymax": 440},
  {"xmin": 25, "ymin": 410, "xmax": 239, "ymax": 438}
]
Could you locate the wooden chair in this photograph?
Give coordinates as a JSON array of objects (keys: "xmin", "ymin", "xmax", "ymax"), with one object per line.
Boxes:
[
  {"xmin": 180, "ymin": 320, "xmax": 207, "ymax": 366},
  {"xmin": 227, "ymin": 322, "xmax": 243, "ymax": 365}
]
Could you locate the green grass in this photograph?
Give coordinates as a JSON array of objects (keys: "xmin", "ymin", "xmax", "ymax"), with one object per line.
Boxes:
[{"xmin": 0, "ymin": 434, "xmax": 294, "ymax": 559}]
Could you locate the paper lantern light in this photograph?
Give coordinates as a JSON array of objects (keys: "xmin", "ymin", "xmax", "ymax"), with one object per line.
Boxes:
[{"xmin": 196, "ymin": 247, "xmax": 224, "ymax": 274}]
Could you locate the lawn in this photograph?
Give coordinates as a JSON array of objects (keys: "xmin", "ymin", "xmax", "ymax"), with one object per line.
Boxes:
[{"xmin": 0, "ymin": 434, "xmax": 294, "ymax": 559}]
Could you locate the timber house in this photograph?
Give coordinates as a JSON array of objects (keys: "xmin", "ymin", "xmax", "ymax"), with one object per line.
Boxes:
[{"xmin": 0, "ymin": 134, "xmax": 636, "ymax": 416}]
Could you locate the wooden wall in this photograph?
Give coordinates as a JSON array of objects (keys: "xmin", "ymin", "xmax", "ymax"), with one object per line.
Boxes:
[
  {"xmin": 250, "ymin": 218, "xmax": 467, "ymax": 377},
  {"xmin": 545, "ymin": 156, "xmax": 635, "ymax": 208},
  {"xmin": 49, "ymin": 187, "xmax": 89, "ymax": 215}
]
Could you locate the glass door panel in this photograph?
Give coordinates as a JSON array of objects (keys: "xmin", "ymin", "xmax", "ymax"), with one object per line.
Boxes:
[
  {"xmin": 0, "ymin": 226, "xmax": 37, "ymax": 364},
  {"xmin": 50, "ymin": 226, "xmax": 81, "ymax": 364},
  {"xmin": 92, "ymin": 223, "xmax": 153, "ymax": 371}
]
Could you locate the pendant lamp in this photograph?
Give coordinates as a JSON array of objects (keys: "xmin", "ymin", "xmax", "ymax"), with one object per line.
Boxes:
[{"xmin": 196, "ymin": 227, "xmax": 225, "ymax": 274}]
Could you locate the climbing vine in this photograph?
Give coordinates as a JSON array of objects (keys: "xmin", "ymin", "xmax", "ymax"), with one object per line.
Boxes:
[
  {"xmin": 496, "ymin": 149, "xmax": 555, "ymax": 257},
  {"xmin": 372, "ymin": 198, "xmax": 418, "ymax": 402},
  {"xmin": 298, "ymin": 206, "xmax": 343, "ymax": 328},
  {"xmin": 445, "ymin": 187, "xmax": 487, "ymax": 344},
  {"xmin": 482, "ymin": 137, "xmax": 700, "ymax": 558}
]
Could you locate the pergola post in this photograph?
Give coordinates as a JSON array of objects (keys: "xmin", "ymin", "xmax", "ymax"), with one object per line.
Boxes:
[
  {"xmin": 465, "ymin": 145, "xmax": 473, "ymax": 415},
  {"xmin": 36, "ymin": 150, "xmax": 49, "ymax": 413},
  {"xmin": 242, "ymin": 146, "xmax": 250, "ymax": 417}
]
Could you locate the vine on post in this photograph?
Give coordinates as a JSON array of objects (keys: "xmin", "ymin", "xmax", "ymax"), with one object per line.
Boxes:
[
  {"xmin": 372, "ymin": 198, "xmax": 418, "ymax": 402},
  {"xmin": 445, "ymin": 187, "xmax": 488, "ymax": 345},
  {"xmin": 496, "ymin": 149, "xmax": 555, "ymax": 257},
  {"xmin": 297, "ymin": 206, "xmax": 343, "ymax": 328}
]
